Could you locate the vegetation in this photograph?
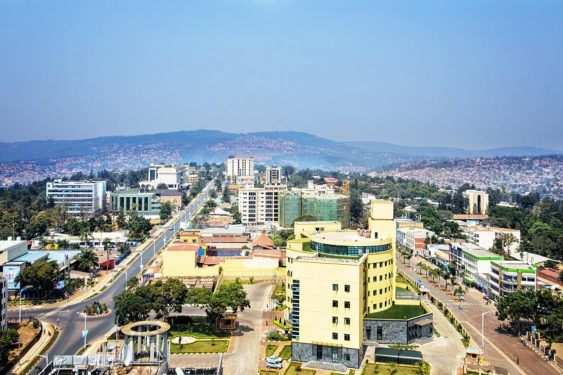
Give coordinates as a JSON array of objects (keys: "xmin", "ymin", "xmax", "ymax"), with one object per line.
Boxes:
[
  {"xmin": 15, "ymin": 260, "xmax": 60, "ymax": 298},
  {"xmin": 126, "ymin": 212, "xmax": 152, "ymax": 240},
  {"xmin": 496, "ymin": 289, "xmax": 563, "ymax": 341},
  {"xmin": 0, "ymin": 329, "xmax": 19, "ymax": 364},
  {"xmin": 170, "ymin": 320, "xmax": 229, "ymax": 339},
  {"xmin": 159, "ymin": 201, "xmax": 173, "ymax": 222},
  {"xmin": 75, "ymin": 248, "xmax": 99, "ymax": 272},
  {"xmin": 265, "ymin": 344, "xmax": 277, "ymax": 358},
  {"xmin": 362, "ymin": 362, "xmax": 430, "ymax": 375},
  {"xmin": 284, "ymin": 362, "xmax": 316, "ymax": 375},
  {"xmin": 170, "ymin": 339, "xmax": 229, "ymax": 354},
  {"xmin": 365, "ymin": 304, "xmax": 427, "ymax": 320},
  {"xmin": 279, "ymin": 344, "xmax": 292, "ymax": 360},
  {"xmin": 83, "ymin": 301, "xmax": 109, "ymax": 316}
]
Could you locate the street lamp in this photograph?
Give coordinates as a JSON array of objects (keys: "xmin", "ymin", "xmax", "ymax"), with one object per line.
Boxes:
[
  {"xmin": 19, "ymin": 285, "xmax": 34, "ymax": 323},
  {"xmin": 481, "ymin": 311, "xmax": 491, "ymax": 358},
  {"xmin": 78, "ymin": 312, "xmax": 88, "ymax": 348},
  {"xmin": 124, "ymin": 267, "xmax": 128, "ymax": 291}
]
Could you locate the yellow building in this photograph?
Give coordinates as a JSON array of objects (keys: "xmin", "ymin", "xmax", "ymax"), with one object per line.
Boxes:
[{"xmin": 286, "ymin": 200, "xmax": 431, "ymax": 369}]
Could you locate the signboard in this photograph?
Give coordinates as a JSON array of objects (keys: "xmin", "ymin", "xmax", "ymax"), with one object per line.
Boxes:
[
  {"xmin": 4, "ymin": 265, "xmax": 22, "ymax": 289},
  {"xmin": 82, "ymin": 330, "xmax": 89, "ymax": 338}
]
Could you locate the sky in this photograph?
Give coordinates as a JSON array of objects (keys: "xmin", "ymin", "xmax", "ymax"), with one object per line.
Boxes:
[{"xmin": 0, "ymin": 0, "xmax": 562, "ymax": 150}]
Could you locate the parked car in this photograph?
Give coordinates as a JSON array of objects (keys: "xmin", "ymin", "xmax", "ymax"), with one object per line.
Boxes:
[
  {"xmin": 267, "ymin": 356, "xmax": 282, "ymax": 364},
  {"xmin": 266, "ymin": 361, "xmax": 283, "ymax": 369}
]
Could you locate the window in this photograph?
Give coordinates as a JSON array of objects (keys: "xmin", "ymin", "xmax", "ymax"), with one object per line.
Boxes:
[
  {"xmin": 344, "ymin": 334, "xmax": 350, "ymax": 341},
  {"xmin": 344, "ymin": 353, "xmax": 350, "ymax": 361},
  {"xmin": 379, "ymin": 275, "xmax": 383, "ymax": 281},
  {"xmin": 332, "ymin": 283, "xmax": 338, "ymax": 292},
  {"xmin": 344, "ymin": 301, "xmax": 351, "ymax": 309},
  {"xmin": 377, "ymin": 326, "xmax": 383, "ymax": 340},
  {"xmin": 332, "ymin": 332, "xmax": 338, "ymax": 340},
  {"xmin": 344, "ymin": 317, "xmax": 350, "ymax": 325},
  {"xmin": 332, "ymin": 316, "xmax": 338, "ymax": 324},
  {"xmin": 372, "ymin": 263, "xmax": 377, "ymax": 268},
  {"xmin": 332, "ymin": 300, "xmax": 338, "ymax": 308},
  {"xmin": 344, "ymin": 285, "xmax": 350, "ymax": 292}
]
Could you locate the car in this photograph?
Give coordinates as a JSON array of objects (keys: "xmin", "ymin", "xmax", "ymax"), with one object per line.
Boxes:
[
  {"xmin": 266, "ymin": 356, "xmax": 282, "ymax": 364},
  {"xmin": 266, "ymin": 361, "xmax": 283, "ymax": 369}
]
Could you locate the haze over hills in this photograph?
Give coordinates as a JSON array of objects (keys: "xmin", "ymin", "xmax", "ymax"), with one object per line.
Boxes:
[{"xmin": 0, "ymin": 130, "xmax": 560, "ymax": 171}]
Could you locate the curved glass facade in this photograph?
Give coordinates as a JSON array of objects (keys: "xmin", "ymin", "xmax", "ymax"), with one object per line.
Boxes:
[{"xmin": 311, "ymin": 241, "xmax": 392, "ymax": 257}]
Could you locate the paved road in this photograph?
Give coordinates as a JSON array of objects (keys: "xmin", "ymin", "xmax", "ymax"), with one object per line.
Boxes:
[
  {"xmin": 223, "ymin": 282, "xmax": 273, "ymax": 375},
  {"xmin": 11, "ymin": 179, "xmax": 215, "ymax": 371},
  {"xmin": 399, "ymin": 255, "xmax": 560, "ymax": 375}
]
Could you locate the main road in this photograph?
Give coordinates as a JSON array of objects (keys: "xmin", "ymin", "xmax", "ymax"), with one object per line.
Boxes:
[{"xmin": 12, "ymin": 179, "xmax": 216, "ymax": 370}]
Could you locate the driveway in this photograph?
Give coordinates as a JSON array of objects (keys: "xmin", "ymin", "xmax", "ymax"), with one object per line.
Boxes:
[{"xmin": 223, "ymin": 282, "xmax": 273, "ymax": 375}]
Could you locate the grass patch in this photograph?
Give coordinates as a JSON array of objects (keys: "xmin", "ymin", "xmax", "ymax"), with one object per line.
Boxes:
[
  {"xmin": 170, "ymin": 322, "xmax": 230, "ymax": 339},
  {"xmin": 365, "ymin": 304, "xmax": 427, "ymax": 320},
  {"xmin": 389, "ymin": 344, "xmax": 418, "ymax": 350},
  {"xmin": 265, "ymin": 344, "xmax": 277, "ymax": 358},
  {"xmin": 170, "ymin": 339, "xmax": 229, "ymax": 354},
  {"xmin": 284, "ymin": 362, "xmax": 316, "ymax": 374},
  {"xmin": 362, "ymin": 363, "xmax": 420, "ymax": 375},
  {"xmin": 260, "ymin": 371, "xmax": 279, "ymax": 375},
  {"xmin": 279, "ymin": 344, "xmax": 291, "ymax": 360}
]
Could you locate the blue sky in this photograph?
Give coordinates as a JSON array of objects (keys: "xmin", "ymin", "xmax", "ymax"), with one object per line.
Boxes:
[{"xmin": 0, "ymin": 0, "xmax": 562, "ymax": 149}]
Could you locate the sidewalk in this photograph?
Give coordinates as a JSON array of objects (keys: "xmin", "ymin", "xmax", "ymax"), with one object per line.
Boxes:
[{"xmin": 10, "ymin": 321, "xmax": 55, "ymax": 374}]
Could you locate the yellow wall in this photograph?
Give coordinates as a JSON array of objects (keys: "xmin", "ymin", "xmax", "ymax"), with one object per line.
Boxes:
[
  {"xmin": 365, "ymin": 250, "xmax": 395, "ymax": 314},
  {"xmin": 178, "ymin": 231, "xmax": 201, "ymax": 244},
  {"xmin": 290, "ymin": 256, "xmax": 364, "ymax": 350},
  {"xmin": 294, "ymin": 221, "xmax": 341, "ymax": 239}
]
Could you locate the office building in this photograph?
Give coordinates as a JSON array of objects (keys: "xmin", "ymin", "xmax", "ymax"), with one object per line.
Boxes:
[
  {"xmin": 109, "ymin": 188, "xmax": 161, "ymax": 217},
  {"xmin": 141, "ymin": 164, "xmax": 186, "ymax": 190},
  {"xmin": 237, "ymin": 185, "xmax": 287, "ymax": 225},
  {"xmin": 396, "ymin": 228, "xmax": 434, "ymax": 256},
  {"xmin": 226, "ymin": 157, "xmax": 254, "ymax": 184},
  {"xmin": 265, "ymin": 166, "xmax": 283, "ymax": 185},
  {"xmin": 462, "ymin": 190, "xmax": 489, "ymax": 215},
  {"xmin": 286, "ymin": 200, "xmax": 432, "ymax": 369},
  {"xmin": 0, "ymin": 276, "xmax": 7, "ymax": 331},
  {"xmin": 464, "ymin": 226, "xmax": 521, "ymax": 256},
  {"xmin": 489, "ymin": 261, "xmax": 536, "ymax": 300},
  {"xmin": 450, "ymin": 243, "xmax": 501, "ymax": 284},
  {"xmin": 46, "ymin": 180, "xmax": 107, "ymax": 216}
]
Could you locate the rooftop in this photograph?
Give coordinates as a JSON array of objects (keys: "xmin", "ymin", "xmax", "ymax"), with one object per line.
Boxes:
[
  {"xmin": 492, "ymin": 260, "xmax": 536, "ymax": 273},
  {"xmin": 0, "ymin": 240, "xmax": 26, "ymax": 251},
  {"xmin": 310, "ymin": 230, "xmax": 383, "ymax": 245},
  {"xmin": 168, "ymin": 244, "xmax": 201, "ymax": 252},
  {"xmin": 365, "ymin": 304, "xmax": 428, "ymax": 320}
]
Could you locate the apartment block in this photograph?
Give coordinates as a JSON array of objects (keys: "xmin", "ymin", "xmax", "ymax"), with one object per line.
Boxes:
[
  {"xmin": 237, "ymin": 185, "xmax": 287, "ymax": 225},
  {"xmin": 463, "ymin": 190, "xmax": 489, "ymax": 215},
  {"xmin": 489, "ymin": 261, "xmax": 536, "ymax": 300},
  {"xmin": 46, "ymin": 180, "xmax": 107, "ymax": 216},
  {"xmin": 226, "ymin": 157, "xmax": 254, "ymax": 184},
  {"xmin": 450, "ymin": 243, "xmax": 501, "ymax": 284},
  {"xmin": 265, "ymin": 166, "xmax": 283, "ymax": 185},
  {"xmin": 465, "ymin": 226, "xmax": 521, "ymax": 256}
]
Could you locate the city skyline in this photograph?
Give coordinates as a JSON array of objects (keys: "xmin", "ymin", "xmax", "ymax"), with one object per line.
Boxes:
[{"xmin": 1, "ymin": 0, "xmax": 563, "ymax": 149}]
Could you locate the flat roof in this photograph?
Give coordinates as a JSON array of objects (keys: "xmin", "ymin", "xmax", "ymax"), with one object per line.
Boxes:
[
  {"xmin": 311, "ymin": 231, "xmax": 380, "ymax": 245},
  {"xmin": 10, "ymin": 251, "xmax": 48, "ymax": 263},
  {"xmin": 0, "ymin": 240, "xmax": 26, "ymax": 251},
  {"xmin": 492, "ymin": 260, "xmax": 536, "ymax": 273}
]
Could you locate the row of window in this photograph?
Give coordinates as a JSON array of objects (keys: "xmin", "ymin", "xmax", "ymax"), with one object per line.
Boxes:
[
  {"xmin": 332, "ymin": 300, "xmax": 351, "ymax": 309},
  {"xmin": 371, "ymin": 299, "xmax": 391, "ymax": 310},
  {"xmin": 368, "ymin": 260, "xmax": 393, "ymax": 268},
  {"xmin": 367, "ymin": 286, "xmax": 390, "ymax": 296},
  {"xmin": 371, "ymin": 273, "xmax": 392, "ymax": 282},
  {"xmin": 332, "ymin": 332, "xmax": 351, "ymax": 341},
  {"xmin": 331, "ymin": 316, "xmax": 351, "ymax": 325},
  {"xmin": 332, "ymin": 284, "xmax": 351, "ymax": 292}
]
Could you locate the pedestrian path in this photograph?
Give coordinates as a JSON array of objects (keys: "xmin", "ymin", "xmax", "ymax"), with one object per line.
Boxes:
[{"xmin": 10, "ymin": 321, "xmax": 55, "ymax": 374}]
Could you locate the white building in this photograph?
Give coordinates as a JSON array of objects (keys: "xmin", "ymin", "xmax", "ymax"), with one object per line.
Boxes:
[
  {"xmin": 238, "ymin": 185, "xmax": 287, "ymax": 226},
  {"xmin": 265, "ymin": 166, "xmax": 283, "ymax": 185},
  {"xmin": 489, "ymin": 260, "xmax": 536, "ymax": 300},
  {"xmin": 46, "ymin": 180, "xmax": 107, "ymax": 216},
  {"xmin": 396, "ymin": 228, "xmax": 434, "ymax": 256},
  {"xmin": 226, "ymin": 157, "xmax": 254, "ymax": 184},
  {"xmin": 462, "ymin": 190, "xmax": 489, "ymax": 215},
  {"xmin": 465, "ymin": 226, "xmax": 521, "ymax": 256},
  {"xmin": 450, "ymin": 243, "xmax": 502, "ymax": 284},
  {"xmin": 0, "ymin": 276, "xmax": 7, "ymax": 330},
  {"xmin": 141, "ymin": 164, "xmax": 186, "ymax": 190}
]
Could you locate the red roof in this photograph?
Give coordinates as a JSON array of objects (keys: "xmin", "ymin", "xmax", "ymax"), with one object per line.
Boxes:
[
  {"xmin": 252, "ymin": 233, "xmax": 275, "ymax": 249},
  {"xmin": 452, "ymin": 214, "xmax": 489, "ymax": 220},
  {"xmin": 168, "ymin": 244, "xmax": 201, "ymax": 252}
]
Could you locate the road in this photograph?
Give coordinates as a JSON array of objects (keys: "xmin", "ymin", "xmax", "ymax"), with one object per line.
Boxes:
[
  {"xmin": 11, "ymin": 179, "xmax": 215, "ymax": 371},
  {"xmin": 398, "ymin": 255, "xmax": 560, "ymax": 375}
]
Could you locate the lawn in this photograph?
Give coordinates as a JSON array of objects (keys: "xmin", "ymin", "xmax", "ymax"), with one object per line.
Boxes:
[
  {"xmin": 284, "ymin": 363, "xmax": 316, "ymax": 375},
  {"xmin": 170, "ymin": 339, "xmax": 229, "ymax": 354},
  {"xmin": 170, "ymin": 322, "xmax": 230, "ymax": 339},
  {"xmin": 279, "ymin": 345, "xmax": 292, "ymax": 360},
  {"xmin": 259, "ymin": 371, "xmax": 279, "ymax": 375},
  {"xmin": 365, "ymin": 304, "xmax": 427, "ymax": 320},
  {"xmin": 362, "ymin": 363, "xmax": 421, "ymax": 375},
  {"xmin": 265, "ymin": 344, "xmax": 278, "ymax": 358}
]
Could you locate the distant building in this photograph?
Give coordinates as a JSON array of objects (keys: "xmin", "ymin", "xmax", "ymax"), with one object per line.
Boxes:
[
  {"xmin": 46, "ymin": 180, "xmax": 107, "ymax": 216},
  {"xmin": 396, "ymin": 228, "xmax": 434, "ymax": 256},
  {"xmin": 1, "ymin": 276, "xmax": 7, "ymax": 331},
  {"xmin": 109, "ymin": 188, "xmax": 161, "ymax": 217},
  {"xmin": 265, "ymin": 166, "xmax": 283, "ymax": 185},
  {"xmin": 237, "ymin": 185, "xmax": 287, "ymax": 226},
  {"xmin": 141, "ymin": 164, "xmax": 186, "ymax": 190},
  {"xmin": 154, "ymin": 189, "xmax": 183, "ymax": 210},
  {"xmin": 489, "ymin": 261, "xmax": 536, "ymax": 300},
  {"xmin": 226, "ymin": 157, "xmax": 254, "ymax": 184},
  {"xmin": 464, "ymin": 226, "xmax": 520, "ymax": 256},
  {"xmin": 279, "ymin": 182, "xmax": 350, "ymax": 228},
  {"xmin": 450, "ymin": 243, "xmax": 501, "ymax": 284},
  {"xmin": 463, "ymin": 190, "xmax": 489, "ymax": 215}
]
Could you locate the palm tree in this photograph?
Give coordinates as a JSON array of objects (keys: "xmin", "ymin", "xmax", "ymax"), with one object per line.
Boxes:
[
  {"xmin": 443, "ymin": 272, "xmax": 451, "ymax": 289},
  {"xmin": 76, "ymin": 248, "xmax": 99, "ymax": 272},
  {"xmin": 416, "ymin": 261, "xmax": 423, "ymax": 275},
  {"xmin": 102, "ymin": 238, "xmax": 112, "ymax": 271},
  {"xmin": 428, "ymin": 269, "xmax": 438, "ymax": 283},
  {"xmin": 453, "ymin": 286, "xmax": 464, "ymax": 300}
]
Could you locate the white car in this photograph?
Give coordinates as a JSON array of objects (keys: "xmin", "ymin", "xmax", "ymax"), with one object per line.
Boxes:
[{"xmin": 266, "ymin": 361, "xmax": 282, "ymax": 369}]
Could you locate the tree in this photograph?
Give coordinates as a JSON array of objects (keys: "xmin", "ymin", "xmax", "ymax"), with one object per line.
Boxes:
[
  {"xmin": 349, "ymin": 190, "xmax": 363, "ymax": 225},
  {"xmin": 185, "ymin": 288, "xmax": 213, "ymax": 306},
  {"xmin": 114, "ymin": 289, "xmax": 151, "ymax": 325},
  {"xmin": 160, "ymin": 201, "xmax": 173, "ymax": 222},
  {"xmin": 127, "ymin": 213, "xmax": 152, "ymax": 240},
  {"xmin": 428, "ymin": 268, "xmax": 438, "ymax": 283},
  {"xmin": 76, "ymin": 248, "xmax": 99, "ymax": 272},
  {"xmin": 15, "ymin": 260, "xmax": 60, "ymax": 298},
  {"xmin": 206, "ymin": 282, "xmax": 250, "ymax": 324},
  {"xmin": 496, "ymin": 289, "xmax": 535, "ymax": 333},
  {"xmin": 0, "ymin": 329, "xmax": 19, "ymax": 363},
  {"xmin": 116, "ymin": 212, "xmax": 127, "ymax": 230},
  {"xmin": 443, "ymin": 272, "xmax": 451, "ymax": 289},
  {"xmin": 148, "ymin": 279, "xmax": 188, "ymax": 319}
]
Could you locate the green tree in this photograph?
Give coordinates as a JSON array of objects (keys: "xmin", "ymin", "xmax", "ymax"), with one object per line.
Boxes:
[
  {"xmin": 349, "ymin": 190, "xmax": 363, "ymax": 225},
  {"xmin": 496, "ymin": 289, "xmax": 535, "ymax": 333},
  {"xmin": 206, "ymin": 282, "xmax": 250, "ymax": 324},
  {"xmin": 75, "ymin": 248, "xmax": 99, "ymax": 272},
  {"xmin": 127, "ymin": 213, "xmax": 152, "ymax": 240},
  {"xmin": 15, "ymin": 260, "xmax": 60, "ymax": 298},
  {"xmin": 114, "ymin": 289, "xmax": 151, "ymax": 325},
  {"xmin": 160, "ymin": 201, "xmax": 173, "ymax": 222},
  {"xmin": 0, "ymin": 329, "xmax": 19, "ymax": 363},
  {"xmin": 116, "ymin": 212, "xmax": 127, "ymax": 230},
  {"xmin": 148, "ymin": 279, "xmax": 188, "ymax": 319},
  {"xmin": 186, "ymin": 288, "xmax": 213, "ymax": 306}
]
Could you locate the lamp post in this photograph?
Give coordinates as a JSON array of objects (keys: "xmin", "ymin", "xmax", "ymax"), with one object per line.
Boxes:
[
  {"xmin": 78, "ymin": 312, "xmax": 88, "ymax": 348},
  {"xmin": 38, "ymin": 354, "xmax": 48, "ymax": 370},
  {"xmin": 124, "ymin": 267, "xmax": 128, "ymax": 291},
  {"xmin": 481, "ymin": 311, "xmax": 491, "ymax": 358},
  {"xmin": 19, "ymin": 285, "xmax": 33, "ymax": 323}
]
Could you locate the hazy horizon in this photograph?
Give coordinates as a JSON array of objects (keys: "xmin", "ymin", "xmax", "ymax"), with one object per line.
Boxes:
[{"xmin": 1, "ymin": 0, "xmax": 562, "ymax": 149}]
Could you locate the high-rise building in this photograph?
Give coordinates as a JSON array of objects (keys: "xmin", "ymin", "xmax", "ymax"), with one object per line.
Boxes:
[
  {"xmin": 462, "ymin": 190, "xmax": 489, "ymax": 215},
  {"xmin": 46, "ymin": 180, "xmax": 107, "ymax": 216},
  {"xmin": 286, "ymin": 200, "xmax": 432, "ymax": 369},
  {"xmin": 265, "ymin": 166, "xmax": 283, "ymax": 185},
  {"xmin": 237, "ymin": 185, "xmax": 286, "ymax": 225},
  {"xmin": 226, "ymin": 157, "xmax": 254, "ymax": 184}
]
